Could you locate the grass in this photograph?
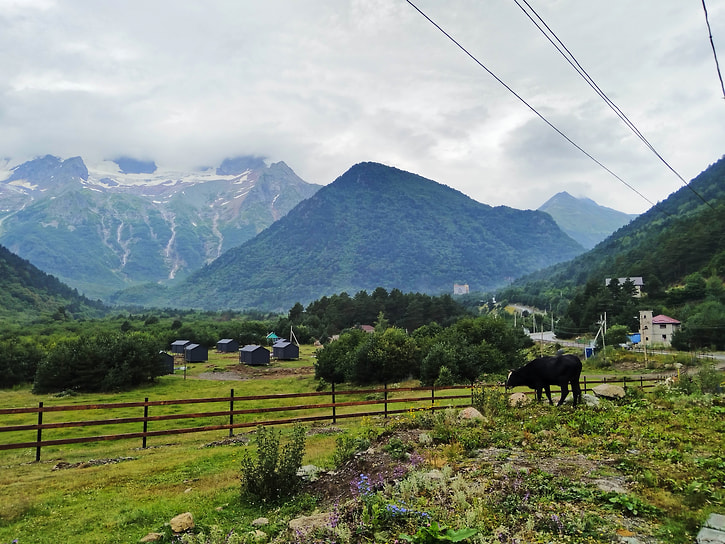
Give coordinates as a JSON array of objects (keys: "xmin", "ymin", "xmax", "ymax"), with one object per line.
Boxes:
[{"xmin": 0, "ymin": 351, "xmax": 722, "ymax": 543}]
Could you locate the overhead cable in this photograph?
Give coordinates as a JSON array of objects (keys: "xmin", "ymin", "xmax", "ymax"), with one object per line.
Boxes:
[
  {"xmin": 512, "ymin": 0, "xmax": 714, "ymax": 210},
  {"xmin": 701, "ymin": 0, "xmax": 725, "ymax": 99},
  {"xmin": 404, "ymin": 0, "xmax": 662, "ymax": 213}
]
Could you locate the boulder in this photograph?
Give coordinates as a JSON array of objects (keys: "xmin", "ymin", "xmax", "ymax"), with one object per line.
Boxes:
[
  {"xmin": 288, "ymin": 512, "xmax": 334, "ymax": 534},
  {"xmin": 582, "ymin": 393, "xmax": 600, "ymax": 407},
  {"xmin": 508, "ymin": 392, "xmax": 530, "ymax": 406},
  {"xmin": 252, "ymin": 517, "xmax": 269, "ymax": 527},
  {"xmin": 592, "ymin": 384, "xmax": 625, "ymax": 399},
  {"xmin": 170, "ymin": 512, "xmax": 194, "ymax": 533},
  {"xmin": 458, "ymin": 406, "xmax": 484, "ymax": 420}
]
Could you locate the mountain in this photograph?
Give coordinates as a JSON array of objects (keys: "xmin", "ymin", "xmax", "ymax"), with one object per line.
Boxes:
[
  {"xmin": 0, "ymin": 155, "xmax": 321, "ymax": 299},
  {"xmin": 122, "ymin": 162, "xmax": 585, "ymax": 311},
  {"xmin": 538, "ymin": 191, "xmax": 638, "ymax": 249},
  {"xmin": 504, "ymin": 155, "xmax": 725, "ymax": 297},
  {"xmin": 0, "ymin": 243, "xmax": 105, "ymax": 323}
]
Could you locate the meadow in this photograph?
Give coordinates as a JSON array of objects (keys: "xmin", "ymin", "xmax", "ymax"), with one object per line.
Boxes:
[{"xmin": 0, "ymin": 347, "xmax": 723, "ymax": 544}]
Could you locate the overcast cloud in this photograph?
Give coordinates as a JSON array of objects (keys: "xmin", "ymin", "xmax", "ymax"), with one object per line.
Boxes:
[{"xmin": 2, "ymin": 0, "xmax": 724, "ymax": 214}]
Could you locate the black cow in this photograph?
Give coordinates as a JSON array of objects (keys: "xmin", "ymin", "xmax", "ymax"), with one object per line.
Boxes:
[{"xmin": 506, "ymin": 354, "xmax": 582, "ymax": 406}]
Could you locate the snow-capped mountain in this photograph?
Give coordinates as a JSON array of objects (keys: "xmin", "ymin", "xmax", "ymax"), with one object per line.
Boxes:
[{"xmin": 0, "ymin": 155, "xmax": 321, "ymax": 300}]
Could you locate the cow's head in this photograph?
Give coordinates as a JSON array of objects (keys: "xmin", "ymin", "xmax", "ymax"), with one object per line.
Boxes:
[{"xmin": 505, "ymin": 369, "xmax": 514, "ymax": 390}]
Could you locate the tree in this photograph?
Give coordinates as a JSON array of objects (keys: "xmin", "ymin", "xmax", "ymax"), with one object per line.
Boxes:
[{"xmin": 33, "ymin": 332, "xmax": 165, "ymax": 393}]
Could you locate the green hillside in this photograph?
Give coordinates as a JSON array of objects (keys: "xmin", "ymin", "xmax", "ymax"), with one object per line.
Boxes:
[
  {"xmin": 0, "ymin": 244, "xmax": 105, "ymax": 323},
  {"xmin": 538, "ymin": 191, "xmax": 637, "ymax": 249},
  {"xmin": 131, "ymin": 162, "xmax": 584, "ymax": 311},
  {"xmin": 499, "ymin": 155, "xmax": 725, "ymax": 345}
]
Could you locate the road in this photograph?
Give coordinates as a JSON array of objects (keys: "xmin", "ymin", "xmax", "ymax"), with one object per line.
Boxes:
[{"xmin": 529, "ymin": 331, "xmax": 725, "ymax": 369}]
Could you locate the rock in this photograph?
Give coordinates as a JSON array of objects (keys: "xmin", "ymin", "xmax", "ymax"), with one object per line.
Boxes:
[
  {"xmin": 139, "ymin": 533, "xmax": 164, "ymax": 542},
  {"xmin": 170, "ymin": 512, "xmax": 194, "ymax": 533},
  {"xmin": 297, "ymin": 464, "xmax": 323, "ymax": 481},
  {"xmin": 458, "ymin": 407, "xmax": 484, "ymax": 420},
  {"xmin": 582, "ymin": 393, "xmax": 600, "ymax": 407},
  {"xmin": 508, "ymin": 392, "xmax": 530, "ymax": 406},
  {"xmin": 249, "ymin": 529, "xmax": 268, "ymax": 542},
  {"xmin": 592, "ymin": 384, "xmax": 626, "ymax": 399},
  {"xmin": 252, "ymin": 517, "xmax": 269, "ymax": 527},
  {"xmin": 288, "ymin": 512, "xmax": 334, "ymax": 534}
]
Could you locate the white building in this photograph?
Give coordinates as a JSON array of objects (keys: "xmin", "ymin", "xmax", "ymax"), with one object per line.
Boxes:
[{"xmin": 639, "ymin": 310, "xmax": 681, "ymax": 347}]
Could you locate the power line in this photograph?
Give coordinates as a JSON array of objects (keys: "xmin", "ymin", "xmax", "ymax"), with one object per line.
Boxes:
[
  {"xmin": 701, "ymin": 0, "xmax": 725, "ymax": 99},
  {"xmin": 404, "ymin": 0, "xmax": 662, "ymax": 212},
  {"xmin": 406, "ymin": 0, "xmax": 712, "ymax": 216},
  {"xmin": 512, "ymin": 0, "xmax": 714, "ymax": 210}
]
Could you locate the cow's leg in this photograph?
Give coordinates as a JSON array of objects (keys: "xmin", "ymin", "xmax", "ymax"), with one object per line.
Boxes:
[
  {"xmin": 543, "ymin": 385, "xmax": 553, "ymax": 405},
  {"xmin": 535, "ymin": 388, "xmax": 543, "ymax": 402},
  {"xmin": 571, "ymin": 380, "xmax": 582, "ymax": 406},
  {"xmin": 557, "ymin": 382, "xmax": 569, "ymax": 406}
]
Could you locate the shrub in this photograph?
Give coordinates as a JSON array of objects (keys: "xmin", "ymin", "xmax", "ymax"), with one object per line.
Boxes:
[
  {"xmin": 239, "ymin": 425, "xmax": 306, "ymax": 503},
  {"xmin": 32, "ymin": 332, "xmax": 165, "ymax": 393}
]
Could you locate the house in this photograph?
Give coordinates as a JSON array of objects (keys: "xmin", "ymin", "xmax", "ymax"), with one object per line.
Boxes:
[
  {"xmin": 605, "ymin": 277, "xmax": 644, "ymax": 297},
  {"xmin": 184, "ymin": 343, "xmax": 208, "ymax": 363},
  {"xmin": 216, "ymin": 338, "xmax": 239, "ymax": 353},
  {"xmin": 171, "ymin": 339, "xmax": 191, "ymax": 354},
  {"xmin": 273, "ymin": 340, "xmax": 299, "ymax": 360},
  {"xmin": 639, "ymin": 310, "xmax": 681, "ymax": 347},
  {"xmin": 240, "ymin": 344, "xmax": 270, "ymax": 366},
  {"xmin": 358, "ymin": 325, "xmax": 375, "ymax": 333},
  {"xmin": 159, "ymin": 351, "xmax": 175, "ymax": 374}
]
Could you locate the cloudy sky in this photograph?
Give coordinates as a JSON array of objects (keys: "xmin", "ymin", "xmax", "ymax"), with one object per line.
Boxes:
[{"xmin": 2, "ymin": 0, "xmax": 724, "ymax": 214}]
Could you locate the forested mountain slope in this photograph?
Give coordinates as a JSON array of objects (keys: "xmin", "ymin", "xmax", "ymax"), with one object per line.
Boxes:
[
  {"xmin": 538, "ymin": 191, "xmax": 637, "ymax": 249},
  {"xmin": 0, "ymin": 244, "xmax": 105, "ymax": 323},
  {"xmin": 502, "ymin": 155, "xmax": 725, "ymax": 307},
  {"xmin": 129, "ymin": 162, "xmax": 584, "ymax": 311}
]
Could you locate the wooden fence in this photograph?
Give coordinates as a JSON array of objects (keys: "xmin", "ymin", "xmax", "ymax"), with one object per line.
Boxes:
[{"xmin": 0, "ymin": 375, "xmax": 662, "ymax": 461}]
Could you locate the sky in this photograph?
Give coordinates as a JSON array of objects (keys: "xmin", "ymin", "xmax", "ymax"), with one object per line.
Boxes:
[{"xmin": 2, "ymin": 0, "xmax": 725, "ymax": 214}]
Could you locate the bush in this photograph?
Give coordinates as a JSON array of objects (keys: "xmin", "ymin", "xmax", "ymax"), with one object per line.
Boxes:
[
  {"xmin": 696, "ymin": 363, "xmax": 723, "ymax": 394},
  {"xmin": 239, "ymin": 425, "xmax": 306, "ymax": 503},
  {"xmin": 32, "ymin": 332, "xmax": 165, "ymax": 393},
  {"xmin": 0, "ymin": 338, "xmax": 45, "ymax": 388}
]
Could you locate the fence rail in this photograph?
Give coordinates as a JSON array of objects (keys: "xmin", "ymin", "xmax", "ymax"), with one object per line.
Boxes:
[{"xmin": 0, "ymin": 375, "xmax": 663, "ymax": 461}]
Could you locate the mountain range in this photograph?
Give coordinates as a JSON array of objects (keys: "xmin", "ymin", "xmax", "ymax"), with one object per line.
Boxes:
[
  {"xmin": 537, "ymin": 192, "xmax": 637, "ymax": 249},
  {"xmin": 114, "ymin": 162, "xmax": 586, "ymax": 311},
  {"xmin": 508, "ymin": 155, "xmax": 725, "ymax": 297},
  {"xmin": 0, "ymin": 155, "xmax": 320, "ymax": 299}
]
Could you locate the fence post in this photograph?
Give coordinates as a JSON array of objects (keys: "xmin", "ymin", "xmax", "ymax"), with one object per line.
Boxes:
[
  {"xmin": 142, "ymin": 397, "xmax": 149, "ymax": 449},
  {"xmin": 383, "ymin": 383, "xmax": 388, "ymax": 419},
  {"xmin": 229, "ymin": 388, "xmax": 234, "ymax": 438},
  {"xmin": 35, "ymin": 402, "xmax": 43, "ymax": 462},
  {"xmin": 431, "ymin": 385, "xmax": 435, "ymax": 412},
  {"xmin": 331, "ymin": 382, "xmax": 336, "ymax": 424}
]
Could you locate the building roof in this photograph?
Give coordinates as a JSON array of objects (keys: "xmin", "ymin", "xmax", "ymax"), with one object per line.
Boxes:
[
  {"xmin": 273, "ymin": 340, "xmax": 292, "ymax": 348},
  {"xmin": 171, "ymin": 339, "xmax": 190, "ymax": 346},
  {"xmin": 652, "ymin": 314, "xmax": 681, "ymax": 324},
  {"xmin": 217, "ymin": 338, "xmax": 236, "ymax": 344},
  {"xmin": 240, "ymin": 344, "xmax": 268, "ymax": 352},
  {"xmin": 359, "ymin": 325, "xmax": 375, "ymax": 333},
  {"xmin": 605, "ymin": 276, "xmax": 644, "ymax": 286}
]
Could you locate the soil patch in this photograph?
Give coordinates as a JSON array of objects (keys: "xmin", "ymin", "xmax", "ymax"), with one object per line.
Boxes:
[{"xmin": 197, "ymin": 363, "xmax": 314, "ymax": 381}]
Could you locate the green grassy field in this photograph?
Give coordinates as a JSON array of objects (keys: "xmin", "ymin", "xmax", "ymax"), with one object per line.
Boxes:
[{"xmin": 1, "ymin": 347, "xmax": 722, "ymax": 544}]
